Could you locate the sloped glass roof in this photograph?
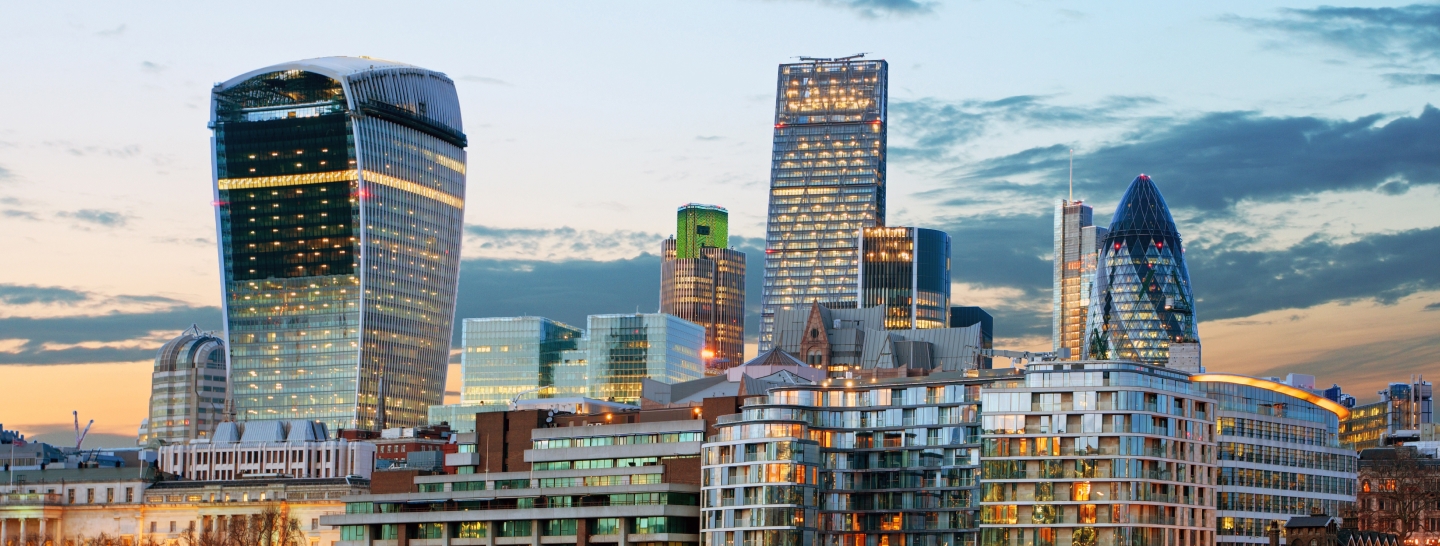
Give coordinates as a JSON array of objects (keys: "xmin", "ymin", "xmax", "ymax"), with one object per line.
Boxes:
[{"xmin": 1107, "ymin": 174, "xmax": 1179, "ymax": 237}]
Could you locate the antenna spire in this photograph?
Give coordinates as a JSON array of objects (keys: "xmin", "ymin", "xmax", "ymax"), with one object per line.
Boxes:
[{"xmin": 1068, "ymin": 149, "xmax": 1074, "ymax": 202}]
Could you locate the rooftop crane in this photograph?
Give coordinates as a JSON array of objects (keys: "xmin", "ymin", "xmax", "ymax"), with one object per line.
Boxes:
[{"xmin": 74, "ymin": 411, "xmax": 93, "ymax": 450}]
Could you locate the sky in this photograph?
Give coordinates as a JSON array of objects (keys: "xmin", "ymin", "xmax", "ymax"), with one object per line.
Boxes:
[{"xmin": 1, "ymin": 0, "xmax": 1438, "ymax": 448}]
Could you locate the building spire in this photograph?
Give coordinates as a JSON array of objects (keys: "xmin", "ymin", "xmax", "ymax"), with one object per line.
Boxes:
[{"xmin": 1068, "ymin": 148, "xmax": 1074, "ymax": 202}]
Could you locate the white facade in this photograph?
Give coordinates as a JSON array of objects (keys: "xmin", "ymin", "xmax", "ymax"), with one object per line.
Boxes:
[
  {"xmin": 158, "ymin": 421, "xmax": 374, "ymax": 481},
  {"xmin": 137, "ymin": 326, "xmax": 229, "ymax": 446}
]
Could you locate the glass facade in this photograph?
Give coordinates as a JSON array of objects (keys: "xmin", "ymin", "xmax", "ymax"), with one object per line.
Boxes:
[
  {"xmin": 978, "ymin": 361, "xmax": 1217, "ymax": 546},
  {"xmin": 1085, "ymin": 175, "xmax": 1197, "ymax": 366},
  {"xmin": 1192, "ymin": 375, "xmax": 1357, "ymax": 545},
  {"xmin": 459, "ymin": 317, "xmax": 583, "ymax": 407},
  {"xmin": 212, "ymin": 57, "xmax": 466, "ymax": 430},
  {"xmin": 760, "ymin": 57, "xmax": 888, "ymax": 350},
  {"xmin": 662, "ymin": 205, "xmax": 747, "ymax": 372},
  {"xmin": 1052, "ymin": 201, "xmax": 1106, "ymax": 360},
  {"xmin": 1339, "ymin": 380, "xmax": 1433, "ymax": 450},
  {"xmin": 138, "ymin": 326, "xmax": 228, "ymax": 446},
  {"xmin": 678, "ymin": 204, "xmax": 731, "ymax": 260},
  {"xmin": 859, "ymin": 226, "xmax": 950, "ymax": 330},
  {"xmin": 703, "ymin": 378, "xmax": 984, "ymax": 546},
  {"xmin": 584, "ymin": 314, "xmax": 706, "ymax": 403}
]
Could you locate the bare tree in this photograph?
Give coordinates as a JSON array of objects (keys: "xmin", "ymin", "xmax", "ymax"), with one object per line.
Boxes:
[{"xmin": 1358, "ymin": 446, "xmax": 1440, "ymax": 544}]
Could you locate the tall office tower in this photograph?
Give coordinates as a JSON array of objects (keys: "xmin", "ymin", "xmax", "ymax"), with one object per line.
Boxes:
[
  {"xmin": 584, "ymin": 313, "xmax": 706, "ymax": 404},
  {"xmin": 759, "ymin": 55, "xmax": 888, "ymax": 351},
  {"xmin": 211, "ymin": 57, "xmax": 467, "ymax": 430},
  {"xmin": 1085, "ymin": 175, "xmax": 1198, "ymax": 366},
  {"xmin": 1052, "ymin": 200, "xmax": 1107, "ymax": 359},
  {"xmin": 951, "ymin": 306, "xmax": 993, "ymax": 368},
  {"xmin": 1191, "ymin": 373, "xmax": 1358, "ymax": 543},
  {"xmin": 858, "ymin": 226, "xmax": 950, "ymax": 330},
  {"xmin": 136, "ymin": 326, "xmax": 228, "ymax": 446},
  {"xmin": 458, "ymin": 317, "xmax": 583, "ymax": 407},
  {"xmin": 660, "ymin": 204, "xmax": 746, "ymax": 373}
]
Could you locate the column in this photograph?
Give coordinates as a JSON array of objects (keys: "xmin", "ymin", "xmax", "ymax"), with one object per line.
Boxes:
[
  {"xmin": 529, "ymin": 519, "xmax": 539, "ymax": 546},
  {"xmin": 440, "ymin": 520, "xmax": 451, "ymax": 546},
  {"xmin": 2, "ymin": 518, "xmax": 8, "ymax": 546},
  {"xmin": 38, "ymin": 519, "xmax": 45, "ymax": 546},
  {"xmin": 482, "ymin": 523, "xmax": 493, "ymax": 546},
  {"xmin": 19, "ymin": 518, "xmax": 26, "ymax": 546},
  {"xmin": 617, "ymin": 519, "xmax": 628, "ymax": 546}
]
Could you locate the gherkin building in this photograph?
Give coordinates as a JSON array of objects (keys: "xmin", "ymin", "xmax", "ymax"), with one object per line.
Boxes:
[{"xmin": 1085, "ymin": 174, "xmax": 1198, "ymax": 365}]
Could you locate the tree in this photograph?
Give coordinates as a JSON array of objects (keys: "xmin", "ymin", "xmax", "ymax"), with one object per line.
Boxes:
[{"xmin": 1358, "ymin": 446, "xmax": 1440, "ymax": 544}]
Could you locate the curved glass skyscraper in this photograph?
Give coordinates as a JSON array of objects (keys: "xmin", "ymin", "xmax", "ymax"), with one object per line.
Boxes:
[
  {"xmin": 210, "ymin": 57, "xmax": 466, "ymax": 430},
  {"xmin": 1085, "ymin": 175, "xmax": 1198, "ymax": 365},
  {"xmin": 858, "ymin": 226, "xmax": 950, "ymax": 330}
]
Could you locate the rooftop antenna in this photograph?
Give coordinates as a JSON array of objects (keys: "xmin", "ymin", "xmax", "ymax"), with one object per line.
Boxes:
[{"xmin": 1069, "ymin": 149, "xmax": 1074, "ymax": 202}]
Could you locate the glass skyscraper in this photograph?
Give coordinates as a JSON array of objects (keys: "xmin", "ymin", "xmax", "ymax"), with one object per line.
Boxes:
[
  {"xmin": 858, "ymin": 226, "xmax": 951, "ymax": 330},
  {"xmin": 584, "ymin": 313, "xmax": 706, "ymax": 404},
  {"xmin": 211, "ymin": 57, "xmax": 467, "ymax": 430},
  {"xmin": 458, "ymin": 317, "xmax": 583, "ymax": 407},
  {"xmin": 760, "ymin": 56, "xmax": 888, "ymax": 351},
  {"xmin": 1053, "ymin": 200, "xmax": 1107, "ymax": 360},
  {"xmin": 661, "ymin": 204, "xmax": 746, "ymax": 373},
  {"xmin": 1085, "ymin": 175, "xmax": 1198, "ymax": 366}
]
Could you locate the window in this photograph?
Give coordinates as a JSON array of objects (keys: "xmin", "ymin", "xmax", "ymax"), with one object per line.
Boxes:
[
  {"xmin": 107, "ymin": 488, "xmax": 115, "ymax": 503},
  {"xmin": 418, "ymin": 483, "xmax": 444, "ymax": 493},
  {"xmin": 408, "ymin": 523, "xmax": 442, "ymax": 539},
  {"xmin": 170, "ymin": 522, "xmax": 177, "ymax": 533},
  {"xmin": 311, "ymin": 519, "xmax": 318, "ymax": 531},
  {"xmin": 453, "ymin": 481, "xmax": 485, "ymax": 492},
  {"xmin": 68, "ymin": 489, "xmax": 75, "ymax": 504},
  {"xmin": 495, "ymin": 479, "xmax": 530, "ymax": 490},
  {"xmin": 340, "ymin": 527, "xmax": 365, "ymax": 541},
  {"xmin": 150, "ymin": 522, "xmax": 157, "ymax": 533},
  {"xmin": 497, "ymin": 521, "xmax": 531, "ymax": 538},
  {"xmin": 87, "ymin": 489, "xmax": 94, "ymax": 503},
  {"xmin": 593, "ymin": 519, "xmax": 621, "ymax": 536},
  {"xmin": 543, "ymin": 520, "xmax": 577, "ymax": 536},
  {"xmin": 455, "ymin": 522, "xmax": 487, "ymax": 539},
  {"xmin": 125, "ymin": 488, "xmax": 134, "ymax": 503}
]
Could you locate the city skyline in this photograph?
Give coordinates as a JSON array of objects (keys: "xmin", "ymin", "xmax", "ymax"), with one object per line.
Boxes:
[{"xmin": 4, "ymin": 1, "xmax": 1440, "ymax": 446}]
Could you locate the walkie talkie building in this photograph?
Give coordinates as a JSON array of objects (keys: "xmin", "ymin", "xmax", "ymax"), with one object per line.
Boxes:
[
  {"xmin": 210, "ymin": 57, "xmax": 467, "ymax": 430},
  {"xmin": 760, "ymin": 56, "xmax": 888, "ymax": 351}
]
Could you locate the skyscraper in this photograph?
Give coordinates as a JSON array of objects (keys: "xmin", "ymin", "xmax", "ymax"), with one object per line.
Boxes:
[
  {"xmin": 211, "ymin": 57, "xmax": 467, "ymax": 430},
  {"xmin": 1085, "ymin": 175, "xmax": 1198, "ymax": 365},
  {"xmin": 458, "ymin": 317, "xmax": 583, "ymax": 407},
  {"xmin": 136, "ymin": 326, "xmax": 228, "ymax": 446},
  {"xmin": 858, "ymin": 226, "xmax": 950, "ymax": 330},
  {"xmin": 760, "ymin": 55, "xmax": 888, "ymax": 351},
  {"xmin": 1052, "ymin": 200, "xmax": 1107, "ymax": 359},
  {"xmin": 661, "ymin": 204, "xmax": 746, "ymax": 372}
]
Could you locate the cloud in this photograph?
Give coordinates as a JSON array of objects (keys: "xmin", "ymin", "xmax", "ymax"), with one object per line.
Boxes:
[
  {"xmin": 696, "ymin": 135, "xmax": 724, "ymax": 141},
  {"xmin": 3, "ymin": 209, "xmax": 38, "ymax": 221},
  {"xmin": 460, "ymin": 76, "xmax": 512, "ymax": 86},
  {"xmin": 1193, "ymin": 227, "xmax": 1440, "ymax": 321},
  {"xmin": 952, "ymin": 105, "xmax": 1440, "ymax": 214},
  {"xmin": 1383, "ymin": 72, "xmax": 1440, "ymax": 86},
  {"xmin": 57, "ymin": 209, "xmax": 130, "ymax": 228},
  {"xmin": 464, "ymin": 224, "xmax": 666, "ymax": 261},
  {"xmin": 1425, "ymin": 301, "xmax": 1440, "ymax": 311},
  {"xmin": 140, "ymin": 61, "xmax": 166, "ymax": 74},
  {"xmin": 95, "ymin": 24, "xmax": 126, "ymax": 37},
  {"xmin": 796, "ymin": 0, "xmax": 937, "ymax": 18},
  {"xmin": 0, "ymin": 284, "xmax": 90, "ymax": 306},
  {"xmin": 890, "ymin": 95, "xmax": 1158, "ymax": 160},
  {"xmin": 0, "ymin": 305, "xmax": 221, "ymax": 365},
  {"xmin": 1228, "ymin": 4, "xmax": 1440, "ymax": 65}
]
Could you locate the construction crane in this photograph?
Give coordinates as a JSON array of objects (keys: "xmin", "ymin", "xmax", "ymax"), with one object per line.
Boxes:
[
  {"xmin": 73, "ymin": 411, "xmax": 93, "ymax": 449},
  {"xmin": 978, "ymin": 348, "xmax": 1071, "ymax": 368}
]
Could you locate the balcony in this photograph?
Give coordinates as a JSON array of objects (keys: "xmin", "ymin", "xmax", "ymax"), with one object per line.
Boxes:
[{"xmin": 0, "ymin": 493, "xmax": 62, "ymax": 506}]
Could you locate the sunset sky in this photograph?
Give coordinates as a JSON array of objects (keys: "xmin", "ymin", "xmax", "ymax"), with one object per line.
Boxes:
[{"xmin": 2, "ymin": 1, "xmax": 1437, "ymax": 447}]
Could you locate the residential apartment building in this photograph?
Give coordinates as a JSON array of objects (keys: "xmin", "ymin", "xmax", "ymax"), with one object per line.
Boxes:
[
  {"xmin": 977, "ymin": 361, "xmax": 1218, "ymax": 546},
  {"xmin": 702, "ymin": 373, "xmax": 987, "ymax": 546}
]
